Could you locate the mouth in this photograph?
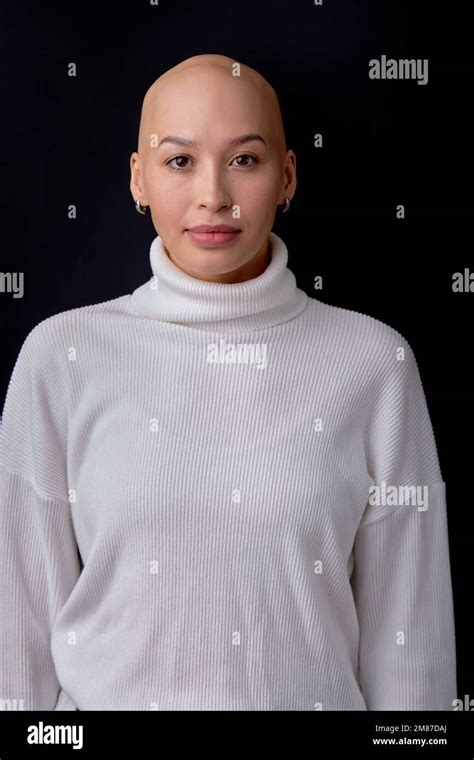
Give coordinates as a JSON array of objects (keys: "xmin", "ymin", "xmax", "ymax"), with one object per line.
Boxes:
[{"xmin": 185, "ymin": 225, "xmax": 242, "ymax": 247}]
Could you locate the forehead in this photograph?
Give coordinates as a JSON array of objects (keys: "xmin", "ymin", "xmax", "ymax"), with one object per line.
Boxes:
[{"xmin": 143, "ymin": 66, "xmax": 279, "ymax": 143}]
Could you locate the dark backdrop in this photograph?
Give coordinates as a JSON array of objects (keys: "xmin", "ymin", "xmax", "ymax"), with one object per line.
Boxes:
[{"xmin": 0, "ymin": 0, "xmax": 472, "ymax": 701}]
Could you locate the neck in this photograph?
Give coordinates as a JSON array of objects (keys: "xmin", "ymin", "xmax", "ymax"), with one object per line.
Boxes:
[{"xmin": 130, "ymin": 231, "xmax": 309, "ymax": 333}]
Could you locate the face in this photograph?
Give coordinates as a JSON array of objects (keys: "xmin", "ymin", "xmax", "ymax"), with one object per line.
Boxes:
[{"xmin": 130, "ymin": 66, "xmax": 296, "ymax": 282}]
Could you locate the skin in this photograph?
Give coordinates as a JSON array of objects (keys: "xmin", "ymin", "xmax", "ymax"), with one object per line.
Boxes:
[{"xmin": 130, "ymin": 54, "xmax": 296, "ymax": 283}]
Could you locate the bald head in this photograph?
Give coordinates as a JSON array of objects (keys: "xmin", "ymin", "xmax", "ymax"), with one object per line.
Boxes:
[
  {"xmin": 130, "ymin": 53, "xmax": 297, "ymax": 282},
  {"xmin": 136, "ymin": 54, "xmax": 287, "ymax": 162}
]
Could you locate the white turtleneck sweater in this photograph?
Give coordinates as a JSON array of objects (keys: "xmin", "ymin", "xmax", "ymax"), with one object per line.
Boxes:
[{"xmin": 0, "ymin": 232, "xmax": 457, "ymax": 711}]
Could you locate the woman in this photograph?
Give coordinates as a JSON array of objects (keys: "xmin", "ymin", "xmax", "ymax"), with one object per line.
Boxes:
[{"xmin": 0, "ymin": 54, "xmax": 457, "ymax": 711}]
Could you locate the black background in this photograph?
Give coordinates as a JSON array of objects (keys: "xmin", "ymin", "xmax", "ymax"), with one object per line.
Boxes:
[{"xmin": 0, "ymin": 0, "xmax": 472, "ymax": 704}]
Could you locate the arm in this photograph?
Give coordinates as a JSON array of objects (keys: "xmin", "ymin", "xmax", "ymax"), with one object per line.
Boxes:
[
  {"xmin": 351, "ymin": 338, "xmax": 457, "ymax": 710},
  {"xmin": 0, "ymin": 321, "xmax": 81, "ymax": 710}
]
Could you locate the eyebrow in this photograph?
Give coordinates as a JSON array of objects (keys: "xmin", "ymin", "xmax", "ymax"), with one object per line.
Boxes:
[{"xmin": 156, "ymin": 133, "xmax": 267, "ymax": 149}]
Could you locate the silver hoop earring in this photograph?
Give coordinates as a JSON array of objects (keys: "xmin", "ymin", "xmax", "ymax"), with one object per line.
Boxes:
[
  {"xmin": 135, "ymin": 199, "xmax": 149, "ymax": 215},
  {"xmin": 281, "ymin": 197, "xmax": 291, "ymax": 214}
]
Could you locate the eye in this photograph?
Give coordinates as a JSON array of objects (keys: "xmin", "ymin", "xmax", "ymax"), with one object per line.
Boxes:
[
  {"xmin": 165, "ymin": 155, "xmax": 192, "ymax": 171},
  {"xmin": 232, "ymin": 154, "xmax": 258, "ymax": 168},
  {"xmin": 165, "ymin": 153, "xmax": 259, "ymax": 171}
]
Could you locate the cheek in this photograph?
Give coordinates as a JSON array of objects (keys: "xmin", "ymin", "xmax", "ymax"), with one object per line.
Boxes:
[
  {"xmin": 149, "ymin": 183, "xmax": 187, "ymax": 219},
  {"xmin": 240, "ymin": 180, "xmax": 279, "ymax": 217},
  {"xmin": 148, "ymin": 192, "xmax": 184, "ymax": 236},
  {"xmin": 243, "ymin": 166, "xmax": 281, "ymax": 203},
  {"xmin": 145, "ymin": 166, "xmax": 186, "ymax": 205}
]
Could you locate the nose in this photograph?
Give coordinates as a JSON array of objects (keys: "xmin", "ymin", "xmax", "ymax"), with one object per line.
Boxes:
[{"xmin": 195, "ymin": 162, "xmax": 232, "ymax": 212}]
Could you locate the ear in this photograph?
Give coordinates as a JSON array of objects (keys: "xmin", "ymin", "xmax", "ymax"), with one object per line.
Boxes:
[
  {"xmin": 129, "ymin": 152, "xmax": 149, "ymax": 205},
  {"xmin": 281, "ymin": 149, "xmax": 297, "ymax": 202}
]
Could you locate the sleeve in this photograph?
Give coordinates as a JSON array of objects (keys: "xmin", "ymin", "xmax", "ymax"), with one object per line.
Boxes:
[
  {"xmin": 0, "ymin": 321, "xmax": 81, "ymax": 711},
  {"xmin": 351, "ymin": 336, "xmax": 457, "ymax": 710}
]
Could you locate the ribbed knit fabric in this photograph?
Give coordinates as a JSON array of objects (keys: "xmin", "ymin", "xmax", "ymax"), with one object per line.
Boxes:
[{"xmin": 0, "ymin": 232, "xmax": 457, "ymax": 711}]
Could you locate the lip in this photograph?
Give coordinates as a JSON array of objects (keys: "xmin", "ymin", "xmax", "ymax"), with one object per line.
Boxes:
[
  {"xmin": 185, "ymin": 225, "xmax": 242, "ymax": 247},
  {"xmin": 186, "ymin": 225, "xmax": 241, "ymax": 233}
]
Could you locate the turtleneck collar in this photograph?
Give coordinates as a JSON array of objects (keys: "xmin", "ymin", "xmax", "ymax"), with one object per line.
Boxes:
[{"xmin": 130, "ymin": 232, "xmax": 309, "ymax": 333}]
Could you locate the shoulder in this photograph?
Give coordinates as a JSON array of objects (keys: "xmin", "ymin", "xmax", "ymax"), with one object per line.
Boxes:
[
  {"xmin": 18, "ymin": 294, "xmax": 131, "ymax": 357},
  {"xmin": 6, "ymin": 295, "xmax": 131, "ymax": 391},
  {"xmin": 304, "ymin": 297, "xmax": 417, "ymax": 378}
]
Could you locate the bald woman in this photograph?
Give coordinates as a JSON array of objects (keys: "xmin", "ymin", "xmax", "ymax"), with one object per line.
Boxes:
[{"xmin": 0, "ymin": 54, "xmax": 456, "ymax": 712}]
